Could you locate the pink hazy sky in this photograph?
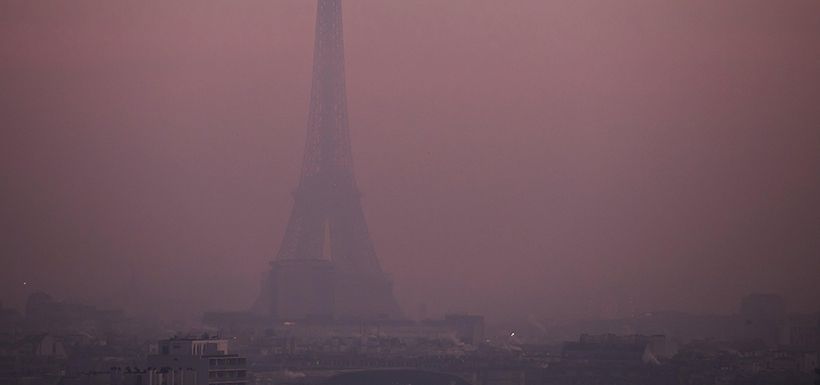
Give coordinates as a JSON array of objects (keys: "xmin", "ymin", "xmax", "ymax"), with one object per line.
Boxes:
[{"xmin": 1, "ymin": 0, "xmax": 819, "ymax": 320}]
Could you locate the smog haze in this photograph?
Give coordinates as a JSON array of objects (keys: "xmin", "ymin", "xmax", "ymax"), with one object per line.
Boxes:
[{"xmin": 1, "ymin": 0, "xmax": 819, "ymax": 322}]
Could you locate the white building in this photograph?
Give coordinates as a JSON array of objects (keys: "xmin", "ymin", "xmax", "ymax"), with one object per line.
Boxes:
[{"xmin": 148, "ymin": 336, "xmax": 248, "ymax": 385}]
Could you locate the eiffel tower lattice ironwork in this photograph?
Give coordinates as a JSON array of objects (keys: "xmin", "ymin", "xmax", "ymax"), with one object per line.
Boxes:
[{"xmin": 256, "ymin": 0, "xmax": 401, "ymax": 320}]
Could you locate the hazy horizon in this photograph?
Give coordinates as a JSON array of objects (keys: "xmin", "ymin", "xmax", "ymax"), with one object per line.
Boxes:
[{"xmin": 2, "ymin": 0, "xmax": 819, "ymax": 322}]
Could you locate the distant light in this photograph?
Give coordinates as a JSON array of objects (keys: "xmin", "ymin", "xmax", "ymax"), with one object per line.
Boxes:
[{"xmin": 23, "ymin": 282, "xmax": 27, "ymax": 286}]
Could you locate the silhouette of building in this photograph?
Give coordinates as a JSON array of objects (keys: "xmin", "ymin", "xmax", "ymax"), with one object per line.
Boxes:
[
  {"xmin": 0, "ymin": 333, "xmax": 68, "ymax": 383},
  {"xmin": 783, "ymin": 313, "xmax": 820, "ymax": 348},
  {"xmin": 740, "ymin": 293, "xmax": 787, "ymax": 346},
  {"xmin": 254, "ymin": 0, "xmax": 401, "ymax": 321},
  {"xmin": 427, "ymin": 314, "xmax": 486, "ymax": 345},
  {"xmin": 23, "ymin": 292, "xmax": 125, "ymax": 334},
  {"xmin": 61, "ymin": 367, "xmax": 199, "ymax": 385},
  {"xmin": 0, "ymin": 302, "xmax": 21, "ymax": 337},
  {"xmin": 562, "ymin": 334, "xmax": 676, "ymax": 363}
]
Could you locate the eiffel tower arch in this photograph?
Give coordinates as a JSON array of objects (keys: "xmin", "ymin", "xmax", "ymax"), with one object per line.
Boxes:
[{"xmin": 254, "ymin": 0, "xmax": 401, "ymax": 321}]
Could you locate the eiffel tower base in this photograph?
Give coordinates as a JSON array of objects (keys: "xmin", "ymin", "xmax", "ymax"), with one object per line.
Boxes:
[
  {"xmin": 267, "ymin": 259, "xmax": 335, "ymax": 321},
  {"xmin": 333, "ymin": 271, "xmax": 401, "ymax": 320},
  {"xmin": 261, "ymin": 261, "xmax": 401, "ymax": 321}
]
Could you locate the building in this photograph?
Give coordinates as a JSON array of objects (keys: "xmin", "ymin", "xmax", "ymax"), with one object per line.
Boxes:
[
  {"xmin": 562, "ymin": 334, "xmax": 676, "ymax": 363},
  {"xmin": 425, "ymin": 314, "xmax": 486, "ymax": 345},
  {"xmin": 0, "ymin": 302, "xmax": 21, "ymax": 333},
  {"xmin": 24, "ymin": 291, "xmax": 125, "ymax": 334},
  {"xmin": 740, "ymin": 293, "xmax": 787, "ymax": 346},
  {"xmin": 61, "ymin": 368, "xmax": 199, "ymax": 385},
  {"xmin": 148, "ymin": 335, "xmax": 248, "ymax": 385},
  {"xmin": 0, "ymin": 333, "xmax": 68, "ymax": 384},
  {"xmin": 782, "ymin": 313, "xmax": 820, "ymax": 348}
]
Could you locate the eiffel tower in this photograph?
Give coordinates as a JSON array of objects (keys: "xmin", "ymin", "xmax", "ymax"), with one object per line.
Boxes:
[{"xmin": 255, "ymin": 0, "xmax": 401, "ymax": 320}]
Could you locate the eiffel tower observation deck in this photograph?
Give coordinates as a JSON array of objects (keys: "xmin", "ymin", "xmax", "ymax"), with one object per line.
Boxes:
[{"xmin": 255, "ymin": 0, "xmax": 402, "ymax": 321}]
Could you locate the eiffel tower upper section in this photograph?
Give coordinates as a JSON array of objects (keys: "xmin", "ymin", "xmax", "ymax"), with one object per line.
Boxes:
[
  {"xmin": 300, "ymin": 0, "xmax": 354, "ymax": 188},
  {"xmin": 273, "ymin": 0, "xmax": 385, "ymax": 277}
]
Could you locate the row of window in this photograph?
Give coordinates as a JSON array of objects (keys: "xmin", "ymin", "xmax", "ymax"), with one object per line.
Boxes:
[
  {"xmin": 207, "ymin": 382, "xmax": 247, "ymax": 385},
  {"xmin": 209, "ymin": 370, "xmax": 248, "ymax": 379},
  {"xmin": 209, "ymin": 358, "xmax": 247, "ymax": 366}
]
